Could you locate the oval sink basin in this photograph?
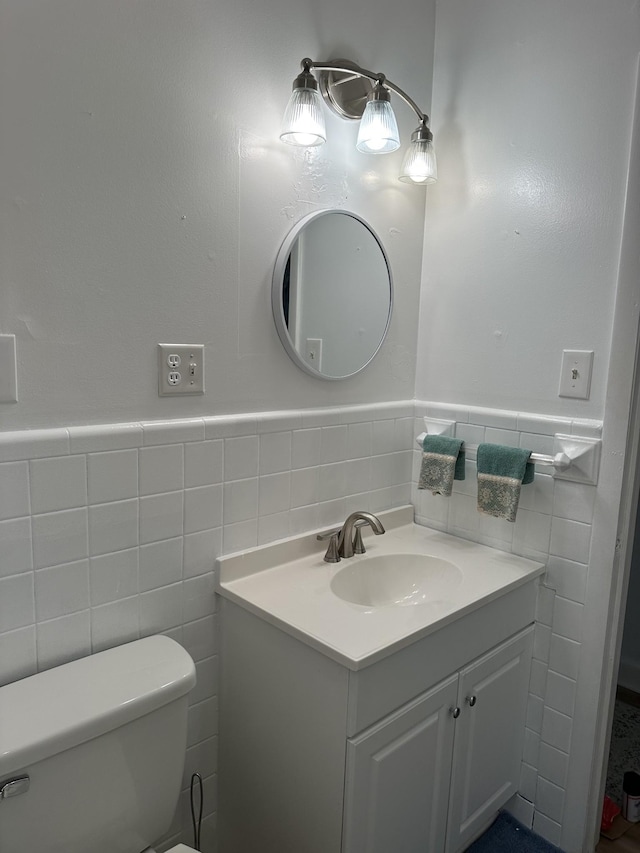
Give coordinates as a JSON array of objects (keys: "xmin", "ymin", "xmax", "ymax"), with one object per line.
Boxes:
[{"xmin": 330, "ymin": 553, "xmax": 463, "ymax": 608}]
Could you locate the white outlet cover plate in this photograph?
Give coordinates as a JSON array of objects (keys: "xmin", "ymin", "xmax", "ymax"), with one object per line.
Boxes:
[
  {"xmin": 158, "ymin": 344, "xmax": 205, "ymax": 396},
  {"xmin": 558, "ymin": 349, "xmax": 593, "ymax": 399}
]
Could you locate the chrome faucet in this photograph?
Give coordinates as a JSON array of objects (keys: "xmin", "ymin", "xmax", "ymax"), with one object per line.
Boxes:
[{"xmin": 317, "ymin": 511, "xmax": 385, "ymax": 562}]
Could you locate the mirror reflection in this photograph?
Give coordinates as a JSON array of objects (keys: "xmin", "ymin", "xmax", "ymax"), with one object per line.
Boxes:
[{"xmin": 272, "ymin": 210, "xmax": 393, "ymax": 380}]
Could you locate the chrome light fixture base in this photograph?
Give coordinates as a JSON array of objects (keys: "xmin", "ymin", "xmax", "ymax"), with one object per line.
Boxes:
[{"xmin": 318, "ymin": 59, "xmax": 373, "ymax": 121}]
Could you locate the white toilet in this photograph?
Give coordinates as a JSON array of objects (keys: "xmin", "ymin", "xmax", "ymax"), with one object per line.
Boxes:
[{"xmin": 0, "ymin": 635, "xmax": 199, "ymax": 853}]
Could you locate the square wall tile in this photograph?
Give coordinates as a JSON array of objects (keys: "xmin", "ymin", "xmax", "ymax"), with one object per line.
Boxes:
[
  {"xmin": 541, "ymin": 706, "xmax": 572, "ymax": 753},
  {"xmin": 292, "ymin": 429, "xmax": 321, "ymax": 469},
  {"xmin": 372, "ymin": 420, "xmax": 396, "ymax": 455},
  {"xmin": 189, "ymin": 655, "xmax": 218, "ymax": 704},
  {"xmin": 33, "ymin": 507, "xmax": 88, "ymax": 569},
  {"xmin": 550, "ymin": 517, "xmax": 591, "ymax": 563},
  {"xmin": 185, "ymin": 440, "xmax": 223, "ymax": 487},
  {"xmin": 347, "ymin": 422, "xmax": 372, "ymax": 460},
  {"xmin": 91, "ymin": 596, "xmax": 140, "ymax": 653},
  {"xmin": 90, "ymin": 548, "xmax": 139, "ymax": 606},
  {"xmin": 538, "ymin": 742, "xmax": 569, "ymax": 788},
  {"xmin": 512, "ymin": 509, "xmax": 551, "ymax": 560},
  {"xmin": 183, "ymin": 573, "xmax": 216, "ymax": 623},
  {"xmin": 536, "ymin": 776, "xmax": 565, "ymax": 824},
  {"xmin": 139, "ymin": 537, "xmax": 183, "ymax": 592},
  {"xmin": 222, "ymin": 519, "xmax": 257, "ymax": 553},
  {"xmin": 184, "ymin": 529, "xmax": 220, "ymax": 579},
  {"xmin": 533, "ymin": 814, "xmax": 562, "ymax": 847},
  {"xmin": 552, "ymin": 596, "xmax": 584, "ymax": 642},
  {"xmin": 0, "ymin": 517, "xmax": 32, "ymax": 577},
  {"xmin": 259, "ymin": 432, "xmax": 291, "ymax": 475},
  {"xmin": 518, "ymin": 474, "xmax": 554, "ymax": 515},
  {"xmin": 139, "ymin": 444, "xmax": 184, "ymax": 495},
  {"xmin": 224, "ymin": 436, "xmax": 258, "ymax": 481},
  {"xmin": 549, "ymin": 634, "xmax": 580, "ymax": 680},
  {"xmin": 224, "ymin": 479, "xmax": 258, "ymax": 525},
  {"xmin": 545, "ymin": 670, "xmax": 576, "ymax": 718},
  {"xmin": 259, "ymin": 473, "xmax": 291, "ymax": 516},
  {"xmin": 0, "ymin": 572, "xmax": 34, "ymax": 632},
  {"xmin": 182, "ymin": 615, "xmax": 217, "ymax": 663},
  {"xmin": 536, "ymin": 584, "xmax": 556, "ymax": 627},
  {"xmin": 87, "ymin": 449, "xmax": 138, "ymax": 503},
  {"xmin": 30, "ymin": 455, "xmax": 87, "ymax": 514},
  {"xmin": 553, "ymin": 480, "xmax": 597, "ymax": 524},
  {"xmin": 139, "ymin": 583, "xmax": 183, "ymax": 636},
  {"xmin": 545, "ymin": 557, "xmax": 588, "ymax": 604},
  {"xmin": 450, "ymin": 494, "xmax": 480, "ymax": 536},
  {"xmin": 140, "ymin": 492, "xmax": 183, "ymax": 544},
  {"xmin": 484, "ymin": 428, "xmax": 519, "ymax": 447},
  {"xmin": 37, "ymin": 610, "xmax": 91, "ymax": 671},
  {"xmin": 258, "ymin": 511, "xmax": 291, "ymax": 545},
  {"xmin": 89, "ymin": 499, "xmax": 138, "ymax": 556},
  {"xmin": 35, "ymin": 559, "xmax": 90, "ymax": 621},
  {"xmin": 0, "ymin": 625, "xmax": 37, "ymax": 686},
  {"xmin": 321, "ymin": 425, "xmax": 348, "ymax": 463},
  {"xmin": 0, "ymin": 461, "xmax": 30, "ymax": 519},
  {"xmin": 455, "ymin": 423, "xmax": 485, "ymax": 445},
  {"xmin": 184, "ymin": 485, "xmax": 223, "ymax": 534},
  {"xmin": 291, "ymin": 468, "xmax": 319, "ymax": 509}
]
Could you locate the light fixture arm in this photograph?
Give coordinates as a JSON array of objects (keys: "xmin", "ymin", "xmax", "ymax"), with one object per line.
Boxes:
[{"xmin": 300, "ymin": 58, "xmax": 428, "ymax": 125}]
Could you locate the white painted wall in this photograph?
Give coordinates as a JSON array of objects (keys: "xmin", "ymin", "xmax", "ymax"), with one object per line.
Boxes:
[
  {"xmin": 0, "ymin": 0, "xmax": 433, "ymax": 430},
  {"xmin": 418, "ymin": 0, "xmax": 640, "ymax": 419},
  {"xmin": 420, "ymin": 2, "xmax": 640, "ymax": 850}
]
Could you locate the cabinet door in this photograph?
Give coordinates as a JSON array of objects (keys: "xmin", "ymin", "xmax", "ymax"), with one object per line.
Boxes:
[
  {"xmin": 445, "ymin": 626, "xmax": 534, "ymax": 853},
  {"xmin": 342, "ymin": 674, "xmax": 458, "ymax": 853}
]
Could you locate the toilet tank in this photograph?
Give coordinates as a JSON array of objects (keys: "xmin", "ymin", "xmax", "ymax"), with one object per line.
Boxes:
[{"xmin": 0, "ymin": 636, "xmax": 196, "ymax": 853}]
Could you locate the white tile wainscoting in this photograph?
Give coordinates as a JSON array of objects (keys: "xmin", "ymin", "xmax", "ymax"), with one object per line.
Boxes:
[
  {"xmin": 413, "ymin": 401, "xmax": 602, "ymax": 846},
  {"xmin": 0, "ymin": 400, "xmax": 601, "ymax": 850}
]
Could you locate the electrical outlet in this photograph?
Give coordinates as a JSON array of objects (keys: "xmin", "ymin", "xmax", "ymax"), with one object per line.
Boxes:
[
  {"xmin": 158, "ymin": 344, "xmax": 205, "ymax": 396},
  {"xmin": 558, "ymin": 349, "xmax": 593, "ymax": 399}
]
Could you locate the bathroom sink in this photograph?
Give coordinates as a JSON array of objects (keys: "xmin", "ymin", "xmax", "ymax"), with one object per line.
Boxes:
[{"xmin": 330, "ymin": 553, "xmax": 463, "ymax": 607}]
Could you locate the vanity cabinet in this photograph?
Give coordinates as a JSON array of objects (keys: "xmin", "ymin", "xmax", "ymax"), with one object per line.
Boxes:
[
  {"xmin": 219, "ymin": 580, "xmax": 537, "ymax": 853},
  {"xmin": 342, "ymin": 628, "xmax": 533, "ymax": 853}
]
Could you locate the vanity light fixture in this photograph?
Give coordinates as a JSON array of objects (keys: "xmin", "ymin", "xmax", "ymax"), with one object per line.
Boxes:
[{"xmin": 280, "ymin": 58, "xmax": 437, "ymax": 185}]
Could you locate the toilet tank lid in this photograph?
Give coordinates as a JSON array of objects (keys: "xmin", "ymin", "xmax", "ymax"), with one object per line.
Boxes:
[{"xmin": 0, "ymin": 636, "xmax": 196, "ymax": 776}]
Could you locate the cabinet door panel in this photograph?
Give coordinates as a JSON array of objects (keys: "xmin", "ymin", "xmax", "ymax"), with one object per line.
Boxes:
[
  {"xmin": 343, "ymin": 675, "xmax": 458, "ymax": 853},
  {"xmin": 446, "ymin": 626, "xmax": 534, "ymax": 853}
]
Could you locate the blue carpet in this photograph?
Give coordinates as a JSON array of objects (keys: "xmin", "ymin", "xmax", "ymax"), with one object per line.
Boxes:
[{"xmin": 466, "ymin": 812, "xmax": 564, "ymax": 852}]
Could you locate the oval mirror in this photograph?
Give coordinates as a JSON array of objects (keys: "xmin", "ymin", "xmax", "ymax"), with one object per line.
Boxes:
[{"xmin": 272, "ymin": 210, "xmax": 393, "ymax": 380}]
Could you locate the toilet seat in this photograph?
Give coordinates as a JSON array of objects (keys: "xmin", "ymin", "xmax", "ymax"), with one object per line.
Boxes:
[{"xmin": 166, "ymin": 846, "xmax": 198, "ymax": 852}]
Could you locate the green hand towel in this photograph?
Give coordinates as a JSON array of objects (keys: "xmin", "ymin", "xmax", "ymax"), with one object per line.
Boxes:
[
  {"xmin": 418, "ymin": 435, "xmax": 465, "ymax": 497},
  {"xmin": 476, "ymin": 443, "xmax": 534, "ymax": 522}
]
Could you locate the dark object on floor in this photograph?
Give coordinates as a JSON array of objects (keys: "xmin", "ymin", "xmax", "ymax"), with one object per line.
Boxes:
[{"xmin": 465, "ymin": 811, "xmax": 564, "ymax": 853}]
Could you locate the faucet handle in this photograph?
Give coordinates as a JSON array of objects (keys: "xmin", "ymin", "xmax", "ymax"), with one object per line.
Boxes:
[
  {"xmin": 322, "ymin": 533, "xmax": 341, "ymax": 563},
  {"xmin": 353, "ymin": 526, "xmax": 366, "ymax": 554}
]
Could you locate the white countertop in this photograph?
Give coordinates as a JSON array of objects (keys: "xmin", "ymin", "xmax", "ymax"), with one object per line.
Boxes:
[{"xmin": 216, "ymin": 506, "xmax": 545, "ymax": 670}]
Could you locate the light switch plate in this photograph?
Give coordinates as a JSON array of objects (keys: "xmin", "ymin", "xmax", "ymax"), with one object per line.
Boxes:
[
  {"xmin": 158, "ymin": 344, "xmax": 205, "ymax": 396},
  {"xmin": 0, "ymin": 335, "xmax": 18, "ymax": 403},
  {"xmin": 558, "ymin": 350, "xmax": 593, "ymax": 399}
]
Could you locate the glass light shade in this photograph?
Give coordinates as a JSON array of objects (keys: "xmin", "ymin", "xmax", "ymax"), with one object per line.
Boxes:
[
  {"xmin": 399, "ymin": 138, "xmax": 437, "ymax": 184},
  {"xmin": 356, "ymin": 100, "xmax": 400, "ymax": 154},
  {"xmin": 280, "ymin": 87, "xmax": 326, "ymax": 147}
]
